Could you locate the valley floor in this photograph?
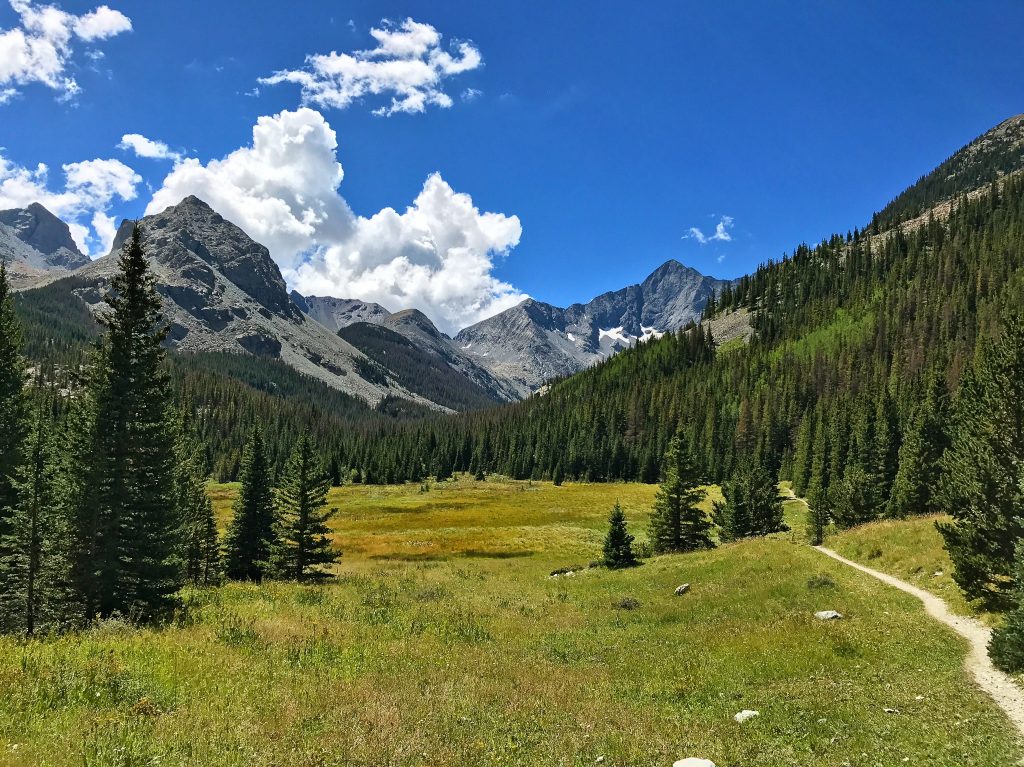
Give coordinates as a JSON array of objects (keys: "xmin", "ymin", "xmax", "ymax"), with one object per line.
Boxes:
[{"xmin": 1, "ymin": 478, "xmax": 1020, "ymax": 766}]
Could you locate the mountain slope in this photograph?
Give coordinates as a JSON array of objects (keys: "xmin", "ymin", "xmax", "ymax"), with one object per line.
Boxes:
[
  {"xmin": 347, "ymin": 113, "xmax": 1024, "ymax": 489},
  {"xmin": 454, "ymin": 259, "xmax": 731, "ymax": 392},
  {"xmin": 877, "ymin": 112, "xmax": 1024, "ymax": 230},
  {"xmin": 290, "ymin": 292, "xmax": 391, "ymax": 332},
  {"xmin": 292, "ymin": 292, "xmax": 522, "ymax": 404},
  {"xmin": 0, "ymin": 202, "xmax": 88, "ymax": 270},
  {"xmin": 37, "ymin": 196, "xmax": 433, "ymax": 406}
]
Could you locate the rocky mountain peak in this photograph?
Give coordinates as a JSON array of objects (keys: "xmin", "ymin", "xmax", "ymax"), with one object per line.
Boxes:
[
  {"xmin": 110, "ymin": 196, "xmax": 298, "ymax": 321},
  {"xmin": 290, "ymin": 292, "xmax": 391, "ymax": 332},
  {"xmin": 455, "ymin": 259, "xmax": 732, "ymax": 393},
  {"xmin": 386, "ymin": 308, "xmax": 444, "ymax": 339},
  {"xmin": 0, "ymin": 202, "xmax": 88, "ymax": 269}
]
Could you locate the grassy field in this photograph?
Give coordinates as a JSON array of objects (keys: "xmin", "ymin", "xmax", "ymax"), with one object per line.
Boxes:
[
  {"xmin": 0, "ymin": 478, "xmax": 1019, "ymax": 766},
  {"xmin": 826, "ymin": 514, "xmax": 997, "ymax": 624}
]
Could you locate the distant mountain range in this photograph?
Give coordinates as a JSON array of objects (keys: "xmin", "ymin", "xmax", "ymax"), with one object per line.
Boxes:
[
  {"xmin": 7, "ymin": 113, "xmax": 1024, "ymax": 414},
  {"xmin": 454, "ymin": 260, "xmax": 734, "ymax": 394}
]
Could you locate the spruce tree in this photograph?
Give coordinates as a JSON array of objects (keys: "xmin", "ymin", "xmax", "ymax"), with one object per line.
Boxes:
[
  {"xmin": 66, "ymin": 225, "xmax": 181, "ymax": 621},
  {"xmin": 274, "ymin": 432, "xmax": 338, "ymax": 582},
  {"xmin": 938, "ymin": 316, "xmax": 1024, "ymax": 609},
  {"xmin": 174, "ymin": 408, "xmax": 220, "ymax": 586},
  {"xmin": 790, "ymin": 409, "xmax": 814, "ymax": 496},
  {"xmin": 603, "ymin": 501, "xmax": 638, "ymax": 569},
  {"xmin": 715, "ymin": 461, "xmax": 786, "ymax": 541},
  {"xmin": 223, "ymin": 426, "xmax": 277, "ymax": 582},
  {"xmin": 0, "ymin": 261, "xmax": 28, "ymax": 530},
  {"xmin": 989, "ymin": 542, "xmax": 1024, "ymax": 673},
  {"xmin": 0, "ymin": 395, "xmax": 68, "ymax": 634},
  {"xmin": 887, "ymin": 373, "xmax": 949, "ymax": 517},
  {"xmin": 648, "ymin": 434, "xmax": 713, "ymax": 553}
]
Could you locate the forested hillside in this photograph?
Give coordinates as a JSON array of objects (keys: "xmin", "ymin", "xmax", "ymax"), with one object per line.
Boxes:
[{"xmin": 348, "ymin": 163, "xmax": 1024, "ymax": 498}]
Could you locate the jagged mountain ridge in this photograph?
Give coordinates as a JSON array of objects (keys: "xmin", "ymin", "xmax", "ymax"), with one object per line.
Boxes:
[
  {"xmin": 291, "ymin": 291, "xmax": 521, "ymax": 404},
  {"xmin": 60, "ymin": 196, "xmax": 435, "ymax": 407},
  {"xmin": 290, "ymin": 292, "xmax": 391, "ymax": 332},
  {"xmin": 0, "ymin": 202, "xmax": 88, "ymax": 270},
  {"xmin": 0, "ymin": 202, "xmax": 90, "ymax": 288},
  {"xmin": 454, "ymin": 259, "xmax": 733, "ymax": 393}
]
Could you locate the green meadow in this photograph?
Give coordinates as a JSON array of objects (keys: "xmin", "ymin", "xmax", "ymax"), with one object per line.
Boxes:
[{"xmin": 0, "ymin": 478, "xmax": 1018, "ymax": 766}]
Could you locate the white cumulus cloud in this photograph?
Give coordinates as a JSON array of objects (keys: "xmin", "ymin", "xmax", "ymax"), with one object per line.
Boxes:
[
  {"xmin": 0, "ymin": 0, "xmax": 131, "ymax": 103},
  {"xmin": 259, "ymin": 18, "xmax": 482, "ymax": 117},
  {"xmin": 685, "ymin": 214, "xmax": 733, "ymax": 245},
  {"xmin": 146, "ymin": 107, "xmax": 524, "ymax": 333},
  {"xmin": 0, "ymin": 151, "xmax": 140, "ymax": 254},
  {"xmin": 118, "ymin": 133, "xmax": 182, "ymax": 161}
]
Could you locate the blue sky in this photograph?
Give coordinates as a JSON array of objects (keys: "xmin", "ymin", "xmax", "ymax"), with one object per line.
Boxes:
[{"xmin": 1, "ymin": 1, "xmax": 1023, "ymax": 331}]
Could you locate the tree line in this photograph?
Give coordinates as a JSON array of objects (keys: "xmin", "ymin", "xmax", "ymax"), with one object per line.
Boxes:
[{"xmin": 0, "ymin": 228, "xmax": 339, "ymax": 635}]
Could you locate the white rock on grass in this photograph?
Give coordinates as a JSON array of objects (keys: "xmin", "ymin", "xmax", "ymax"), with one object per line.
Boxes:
[
  {"xmin": 673, "ymin": 759, "xmax": 716, "ymax": 767},
  {"xmin": 675, "ymin": 583, "xmax": 691, "ymax": 596},
  {"xmin": 815, "ymin": 610, "xmax": 843, "ymax": 620},
  {"xmin": 734, "ymin": 709, "xmax": 760, "ymax": 723}
]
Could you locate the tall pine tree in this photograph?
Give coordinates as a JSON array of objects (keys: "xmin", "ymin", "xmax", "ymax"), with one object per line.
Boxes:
[
  {"xmin": 0, "ymin": 394, "xmax": 68, "ymax": 634},
  {"xmin": 174, "ymin": 407, "xmax": 220, "ymax": 586},
  {"xmin": 223, "ymin": 426, "xmax": 277, "ymax": 582},
  {"xmin": 938, "ymin": 316, "xmax": 1024, "ymax": 609},
  {"xmin": 0, "ymin": 261, "xmax": 28, "ymax": 533},
  {"xmin": 66, "ymin": 225, "xmax": 181, "ymax": 621},
  {"xmin": 274, "ymin": 432, "xmax": 338, "ymax": 582},
  {"xmin": 887, "ymin": 373, "xmax": 949, "ymax": 517},
  {"xmin": 648, "ymin": 434, "xmax": 713, "ymax": 553}
]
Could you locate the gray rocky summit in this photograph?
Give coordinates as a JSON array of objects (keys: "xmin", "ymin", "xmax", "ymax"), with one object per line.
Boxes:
[
  {"xmin": 454, "ymin": 259, "xmax": 732, "ymax": 394},
  {"xmin": 67, "ymin": 196, "xmax": 429, "ymax": 405},
  {"xmin": 0, "ymin": 202, "xmax": 89, "ymax": 270}
]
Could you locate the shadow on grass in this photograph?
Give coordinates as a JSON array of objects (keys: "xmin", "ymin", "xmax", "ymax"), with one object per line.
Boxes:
[{"xmin": 461, "ymin": 549, "xmax": 535, "ymax": 559}]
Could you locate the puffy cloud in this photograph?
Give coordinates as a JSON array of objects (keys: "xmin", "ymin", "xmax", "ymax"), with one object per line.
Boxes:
[
  {"xmin": 292, "ymin": 173, "xmax": 523, "ymax": 332},
  {"xmin": 147, "ymin": 108, "xmax": 357, "ymax": 267},
  {"xmin": 259, "ymin": 18, "xmax": 482, "ymax": 117},
  {"xmin": 685, "ymin": 214, "xmax": 733, "ymax": 244},
  {"xmin": 118, "ymin": 133, "xmax": 182, "ymax": 161},
  {"xmin": 0, "ymin": 151, "xmax": 141, "ymax": 254},
  {"xmin": 146, "ymin": 107, "xmax": 524, "ymax": 333},
  {"xmin": 0, "ymin": 0, "xmax": 131, "ymax": 103},
  {"xmin": 72, "ymin": 4, "xmax": 131, "ymax": 41}
]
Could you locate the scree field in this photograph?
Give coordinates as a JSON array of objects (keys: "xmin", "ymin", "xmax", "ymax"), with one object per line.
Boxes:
[{"xmin": 0, "ymin": 478, "xmax": 1018, "ymax": 766}]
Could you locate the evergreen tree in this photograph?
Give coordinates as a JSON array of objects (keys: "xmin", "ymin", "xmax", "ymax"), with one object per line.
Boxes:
[
  {"xmin": 174, "ymin": 408, "xmax": 220, "ymax": 586},
  {"xmin": 887, "ymin": 373, "xmax": 949, "ymax": 517},
  {"xmin": 66, "ymin": 225, "xmax": 181, "ymax": 621},
  {"xmin": 602, "ymin": 501, "xmax": 638, "ymax": 569},
  {"xmin": 807, "ymin": 494, "xmax": 830, "ymax": 546},
  {"xmin": 938, "ymin": 316, "xmax": 1024, "ymax": 609},
  {"xmin": 274, "ymin": 432, "xmax": 338, "ymax": 582},
  {"xmin": 715, "ymin": 460, "xmax": 786, "ymax": 541},
  {"xmin": 649, "ymin": 434, "xmax": 713, "ymax": 553},
  {"xmin": 989, "ymin": 542, "xmax": 1024, "ymax": 673},
  {"xmin": 0, "ymin": 396, "xmax": 68, "ymax": 634},
  {"xmin": 805, "ymin": 409, "xmax": 830, "ymax": 509},
  {"xmin": 0, "ymin": 261, "xmax": 28, "ymax": 530},
  {"xmin": 790, "ymin": 409, "xmax": 814, "ymax": 496},
  {"xmin": 552, "ymin": 463, "xmax": 564, "ymax": 486},
  {"xmin": 223, "ymin": 426, "xmax": 277, "ymax": 582},
  {"xmin": 830, "ymin": 466, "xmax": 878, "ymax": 529}
]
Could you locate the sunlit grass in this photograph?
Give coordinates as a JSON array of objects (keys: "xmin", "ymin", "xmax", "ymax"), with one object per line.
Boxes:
[{"xmin": 0, "ymin": 478, "xmax": 1018, "ymax": 766}]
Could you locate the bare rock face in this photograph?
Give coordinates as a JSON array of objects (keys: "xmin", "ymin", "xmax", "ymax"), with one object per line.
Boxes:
[
  {"xmin": 0, "ymin": 202, "xmax": 88, "ymax": 270},
  {"xmin": 454, "ymin": 260, "xmax": 734, "ymax": 394}
]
